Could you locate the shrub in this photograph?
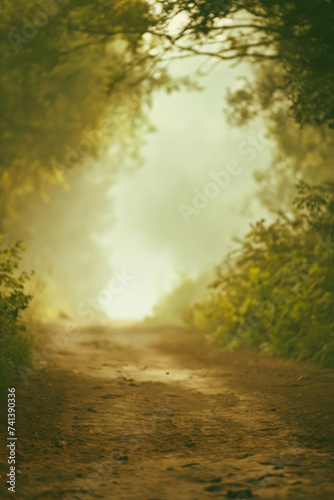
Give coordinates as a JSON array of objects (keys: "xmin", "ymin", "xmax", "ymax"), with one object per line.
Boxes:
[
  {"xmin": 190, "ymin": 182, "xmax": 334, "ymax": 367},
  {"xmin": 0, "ymin": 240, "xmax": 33, "ymax": 388}
]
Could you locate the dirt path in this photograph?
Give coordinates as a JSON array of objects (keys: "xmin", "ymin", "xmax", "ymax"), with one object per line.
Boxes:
[{"xmin": 1, "ymin": 323, "xmax": 334, "ymax": 500}]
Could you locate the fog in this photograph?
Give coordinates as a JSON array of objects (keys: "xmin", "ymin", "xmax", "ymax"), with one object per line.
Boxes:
[
  {"xmin": 107, "ymin": 59, "xmax": 272, "ymax": 319},
  {"xmin": 5, "ymin": 59, "xmax": 276, "ymax": 322}
]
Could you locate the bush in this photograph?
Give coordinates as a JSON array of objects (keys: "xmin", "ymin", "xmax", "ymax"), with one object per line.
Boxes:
[
  {"xmin": 145, "ymin": 271, "xmax": 214, "ymax": 326},
  {"xmin": 0, "ymin": 240, "xmax": 33, "ymax": 388},
  {"xmin": 189, "ymin": 182, "xmax": 334, "ymax": 368}
]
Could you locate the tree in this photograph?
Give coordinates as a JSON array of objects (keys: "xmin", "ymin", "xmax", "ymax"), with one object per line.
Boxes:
[
  {"xmin": 1, "ymin": 0, "xmax": 191, "ymax": 313},
  {"xmin": 224, "ymin": 61, "xmax": 334, "ymax": 209},
  {"xmin": 0, "ymin": 0, "xmax": 175, "ymax": 221},
  {"xmin": 148, "ymin": 0, "xmax": 334, "ymax": 127},
  {"xmin": 3, "ymin": 0, "xmax": 332, "ymax": 223}
]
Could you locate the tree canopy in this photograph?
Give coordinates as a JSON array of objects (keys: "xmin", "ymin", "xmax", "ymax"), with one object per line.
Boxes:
[
  {"xmin": 2, "ymin": 0, "xmax": 333, "ymax": 222},
  {"xmin": 0, "ymin": 0, "xmax": 180, "ymax": 221},
  {"xmin": 151, "ymin": 0, "xmax": 334, "ymax": 127}
]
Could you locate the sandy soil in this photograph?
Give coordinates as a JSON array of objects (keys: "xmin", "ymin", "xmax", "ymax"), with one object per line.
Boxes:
[{"xmin": 0, "ymin": 322, "xmax": 333, "ymax": 500}]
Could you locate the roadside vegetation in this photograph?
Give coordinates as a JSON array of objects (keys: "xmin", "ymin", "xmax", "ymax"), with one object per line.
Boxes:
[
  {"xmin": 182, "ymin": 183, "xmax": 334, "ymax": 368},
  {"xmin": 0, "ymin": 240, "xmax": 33, "ymax": 388},
  {"xmin": 145, "ymin": 271, "xmax": 214, "ymax": 326}
]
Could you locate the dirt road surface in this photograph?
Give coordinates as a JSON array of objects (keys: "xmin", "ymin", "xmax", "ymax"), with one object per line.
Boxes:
[{"xmin": 1, "ymin": 323, "xmax": 333, "ymax": 499}]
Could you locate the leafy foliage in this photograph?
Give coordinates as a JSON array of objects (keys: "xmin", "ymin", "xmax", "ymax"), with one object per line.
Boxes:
[
  {"xmin": 188, "ymin": 183, "xmax": 334, "ymax": 367},
  {"xmin": 145, "ymin": 271, "xmax": 214, "ymax": 326},
  {"xmin": 153, "ymin": 0, "xmax": 334, "ymax": 127},
  {"xmin": 225, "ymin": 61, "xmax": 334, "ymax": 209},
  {"xmin": 0, "ymin": 0, "xmax": 181, "ymax": 221},
  {"xmin": 0, "ymin": 240, "xmax": 33, "ymax": 387}
]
